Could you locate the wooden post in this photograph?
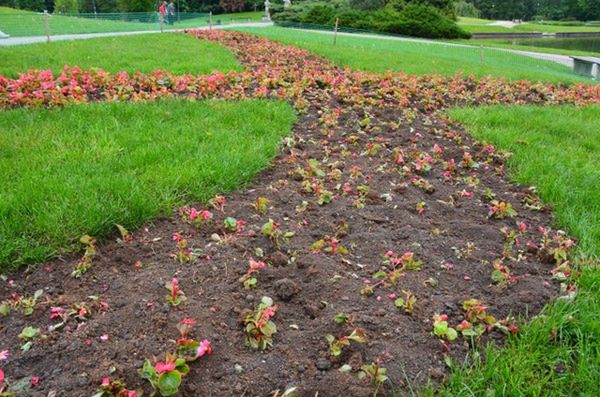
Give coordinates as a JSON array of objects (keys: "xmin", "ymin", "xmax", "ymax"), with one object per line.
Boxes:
[
  {"xmin": 333, "ymin": 18, "xmax": 339, "ymax": 45},
  {"xmin": 209, "ymin": 11, "xmax": 212, "ymax": 30},
  {"xmin": 44, "ymin": 10, "xmax": 50, "ymax": 43},
  {"xmin": 479, "ymin": 45, "xmax": 484, "ymax": 64}
]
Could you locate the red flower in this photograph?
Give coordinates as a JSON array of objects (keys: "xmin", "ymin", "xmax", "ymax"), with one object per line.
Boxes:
[
  {"xmin": 196, "ymin": 339, "xmax": 212, "ymax": 357},
  {"xmin": 31, "ymin": 376, "xmax": 40, "ymax": 387},
  {"xmin": 155, "ymin": 359, "xmax": 176, "ymax": 374}
]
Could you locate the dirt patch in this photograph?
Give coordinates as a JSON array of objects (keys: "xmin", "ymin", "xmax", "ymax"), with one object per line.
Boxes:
[{"xmin": 0, "ymin": 31, "xmax": 578, "ymax": 397}]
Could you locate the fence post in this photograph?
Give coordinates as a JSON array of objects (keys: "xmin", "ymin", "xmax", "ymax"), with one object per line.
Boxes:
[
  {"xmin": 479, "ymin": 45, "xmax": 484, "ymax": 64},
  {"xmin": 209, "ymin": 11, "xmax": 212, "ymax": 30},
  {"xmin": 333, "ymin": 18, "xmax": 339, "ymax": 45},
  {"xmin": 44, "ymin": 10, "xmax": 50, "ymax": 43}
]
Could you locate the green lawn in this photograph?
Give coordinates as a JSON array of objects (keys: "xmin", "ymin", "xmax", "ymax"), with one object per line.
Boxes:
[
  {"xmin": 452, "ymin": 38, "xmax": 600, "ymax": 58},
  {"xmin": 234, "ymin": 26, "xmax": 591, "ymax": 83},
  {"xmin": 457, "ymin": 17, "xmax": 600, "ymax": 33},
  {"xmin": 434, "ymin": 105, "xmax": 600, "ymax": 396},
  {"xmin": 0, "ymin": 7, "xmax": 262, "ymax": 37},
  {"xmin": 0, "ymin": 33, "xmax": 242, "ymax": 77},
  {"xmin": 0, "ymin": 100, "xmax": 296, "ymax": 270}
]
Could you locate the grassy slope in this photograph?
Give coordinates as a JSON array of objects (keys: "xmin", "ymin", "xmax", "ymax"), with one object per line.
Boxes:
[
  {"xmin": 457, "ymin": 17, "xmax": 600, "ymax": 33},
  {"xmin": 0, "ymin": 100, "xmax": 296, "ymax": 269},
  {"xmin": 0, "ymin": 7, "xmax": 262, "ymax": 37},
  {"xmin": 435, "ymin": 105, "xmax": 600, "ymax": 396},
  {"xmin": 451, "ymin": 39, "xmax": 599, "ymax": 58},
  {"xmin": 0, "ymin": 33, "xmax": 242, "ymax": 77},
  {"xmin": 234, "ymin": 27, "xmax": 590, "ymax": 83}
]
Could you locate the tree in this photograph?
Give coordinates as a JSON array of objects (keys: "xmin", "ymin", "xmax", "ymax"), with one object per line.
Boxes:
[
  {"xmin": 454, "ymin": 1, "xmax": 480, "ymax": 18},
  {"xmin": 218, "ymin": 0, "xmax": 244, "ymax": 12},
  {"xmin": 13, "ymin": 0, "xmax": 46, "ymax": 11},
  {"xmin": 54, "ymin": 0, "xmax": 78, "ymax": 12},
  {"xmin": 116, "ymin": 0, "xmax": 155, "ymax": 12}
]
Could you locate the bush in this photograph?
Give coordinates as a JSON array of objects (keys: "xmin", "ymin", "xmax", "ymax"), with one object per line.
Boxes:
[
  {"xmin": 54, "ymin": 0, "xmax": 79, "ymax": 13},
  {"xmin": 300, "ymin": 5, "xmax": 335, "ymax": 24},
  {"xmin": 377, "ymin": 4, "xmax": 471, "ymax": 39},
  {"xmin": 272, "ymin": 0, "xmax": 470, "ymax": 39}
]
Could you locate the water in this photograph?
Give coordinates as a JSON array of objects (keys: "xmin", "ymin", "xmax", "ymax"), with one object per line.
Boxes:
[{"xmin": 497, "ymin": 37, "xmax": 600, "ymax": 54}]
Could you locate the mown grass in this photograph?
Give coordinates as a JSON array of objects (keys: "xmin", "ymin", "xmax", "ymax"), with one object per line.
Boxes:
[
  {"xmin": 429, "ymin": 105, "xmax": 600, "ymax": 397},
  {"xmin": 0, "ymin": 99, "xmax": 296, "ymax": 270},
  {"xmin": 0, "ymin": 7, "xmax": 263, "ymax": 37},
  {"xmin": 452, "ymin": 38, "xmax": 600, "ymax": 58},
  {"xmin": 234, "ymin": 26, "xmax": 591, "ymax": 83},
  {"xmin": 457, "ymin": 17, "xmax": 600, "ymax": 33},
  {"xmin": 0, "ymin": 33, "xmax": 242, "ymax": 77}
]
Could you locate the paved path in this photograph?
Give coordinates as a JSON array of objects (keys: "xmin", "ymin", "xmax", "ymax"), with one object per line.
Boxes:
[
  {"xmin": 0, "ymin": 22, "xmax": 273, "ymax": 46},
  {"xmin": 0, "ymin": 21, "xmax": 573, "ymax": 68}
]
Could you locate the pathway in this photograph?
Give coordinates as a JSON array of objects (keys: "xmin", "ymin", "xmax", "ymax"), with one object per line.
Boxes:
[{"xmin": 0, "ymin": 21, "xmax": 273, "ymax": 46}]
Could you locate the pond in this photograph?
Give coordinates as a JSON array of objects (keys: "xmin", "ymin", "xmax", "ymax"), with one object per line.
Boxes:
[{"xmin": 496, "ymin": 36, "xmax": 600, "ymax": 54}]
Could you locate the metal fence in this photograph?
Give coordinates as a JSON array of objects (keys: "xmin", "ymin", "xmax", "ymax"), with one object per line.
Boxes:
[
  {"xmin": 0, "ymin": 11, "xmax": 259, "ymax": 39},
  {"xmin": 270, "ymin": 21, "xmax": 597, "ymax": 82}
]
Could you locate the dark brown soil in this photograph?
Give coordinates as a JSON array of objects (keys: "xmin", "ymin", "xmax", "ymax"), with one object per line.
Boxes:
[{"xmin": 0, "ymin": 31, "xmax": 572, "ymax": 397}]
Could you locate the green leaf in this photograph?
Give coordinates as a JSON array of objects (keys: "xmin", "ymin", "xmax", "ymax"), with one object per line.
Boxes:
[
  {"xmin": 0, "ymin": 303, "xmax": 10, "ymax": 316},
  {"xmin": 446, "ymin": 327, "xmax": 458, "ymax": 341},
  {"xmin": 394, "ymin": 298, "xmax": 405, "ymax": 308},
  {"xmin": 157, "ymin": 371, "xmax": 182, "ymax": 396},
  {"xmin": 372, "ymin": 271, "xmax": 387, "ymax": 279},
  {"xmin": 18, "ymin": 326, "xmax": 40, "ymax": 340},
  {"xmin": 261, "ymin": 296, "xmax": 273, "ymax": 307}
]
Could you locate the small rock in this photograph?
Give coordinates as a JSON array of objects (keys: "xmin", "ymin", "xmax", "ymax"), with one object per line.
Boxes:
[
  {"xmin": 316, "ymin": 358, "xmax": 331, "ymax": 371},
  {"xmin": 269, "ymin": 251, "xmax": 289, "ymax": 267},
  {"xmin": 274, "ymin": 278, "xmax": 301, "ymax": 301},
  {"xmin": 297, "ymin": 365, "xmax": 306, "ymax": 373},
  {"xmin": 234, "ymin": 364, "xmax": 244, "ymax": 374},
  {"xmin": 245, "ymin": 294, "xmax": 254, "ymax": 303}
]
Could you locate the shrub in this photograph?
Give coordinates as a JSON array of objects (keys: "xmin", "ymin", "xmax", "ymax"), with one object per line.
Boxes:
[
  {"xmin": 300, "ymin": 5, "xmax": 336, "ymax": 25},
  {"xmin": 377, "ymin": 4, "xmax": 471, "ymax": 39}
]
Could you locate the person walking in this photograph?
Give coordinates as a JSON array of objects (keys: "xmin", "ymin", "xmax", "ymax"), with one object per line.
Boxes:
[
  {"xmin": 167, "ymin": 1, "xmax": 176, "ymax": 25},
  {"xmin": 159, "ymin": 1, "xmax": 167, "ymax": 26}
]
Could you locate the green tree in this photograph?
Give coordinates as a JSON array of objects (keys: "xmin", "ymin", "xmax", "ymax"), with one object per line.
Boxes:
[
  {"xmin": 54, "ymin": 0, "xmax": 79, "ymax": 12},
  {"xmin": 116, "ymin": 0, "xmax": 155, "ymax": 12}
]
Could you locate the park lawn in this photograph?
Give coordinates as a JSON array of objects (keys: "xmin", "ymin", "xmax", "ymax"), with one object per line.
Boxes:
[
  {"xmin": 451, "ymin": 38, "xmax": 599, "ymax": 58},
  {"xmin": 234, "ymin": 26, "xmax": 590, "ymax": 83},
  {"xmin": 0, "ymin": 33, "xmax": 242, "ymax": 77},
  {"xmin": 0, "ymin": 7, "xmax": 262, "ymax": 37},
  {"xmin": 457, "ymin": 17, "xmax": 600, "ymax": 33},
  {"xmin": 0, "ymin": 99, "xmax": 296, "ymax": 270},
  {"xmin": 432, "ymin": 105, "xmax": 600, "ymax": 396}
]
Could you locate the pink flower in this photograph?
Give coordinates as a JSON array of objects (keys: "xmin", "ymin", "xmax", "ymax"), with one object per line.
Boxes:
[
  {"xmin": 456, "ymin": 320, "xmax": 470, "ymax": 330},
  {"xmin": 127, "ymin": 391, "xmax": 138, "ymax": 397},
  {"xmin": 172, "ymin": 232, "xmax": 182, "ymax": 242},
  {"xmin": 263, "ymin": 306, "xmax": 276, "ymax": 321},
  {"xmin": 31, "ymin": 376, "xmax": 40, "ymax": 387},
  {"xmin": 439, "ymin": 314, "xmax": 448, "ymax": 321},
  {"xmin": 196, "ymin": 339, "xmax": 212, "ymax": 357},
  {"xmin": 154, "ymin": 360, "xmax": 176, "ymax": 374},
  {"xmin": 200, "ymin": 210, "xmax": 213, "ymax": 221},
  {"xmin": 387, "ymin": 293, "xmax": 396, "ymax": 299},
  {"xmin": 100, "ymin": 334, "xmax": 109, "ymax": 342},
  {"xmin": 0, "ymin": 368, "xmax": 4, "ymax": 384},
  {"xmin": 101, "ymin": 377, "xmax": 110, "ymax": 386},
  {"xmin": 0, "ymin": 351, "xmax": 8, "ymax": 361},
  {"xmin": 189, "ymin": 208, "xmax": 199, "ymax": 221},
  {"xmin": 385, "ymin": 250, "xmax": 394, "ymax": 257},
  {"xmin": 50, "ymin": 306, "xmax": 65, "ymax": 320},
  {"xmin": 249, "ymin": 259, "xmax": 266, "ymax": 271},
  {"xmin": 433, "ymin": 144, "xmax": 443, "ymax": 155}
]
